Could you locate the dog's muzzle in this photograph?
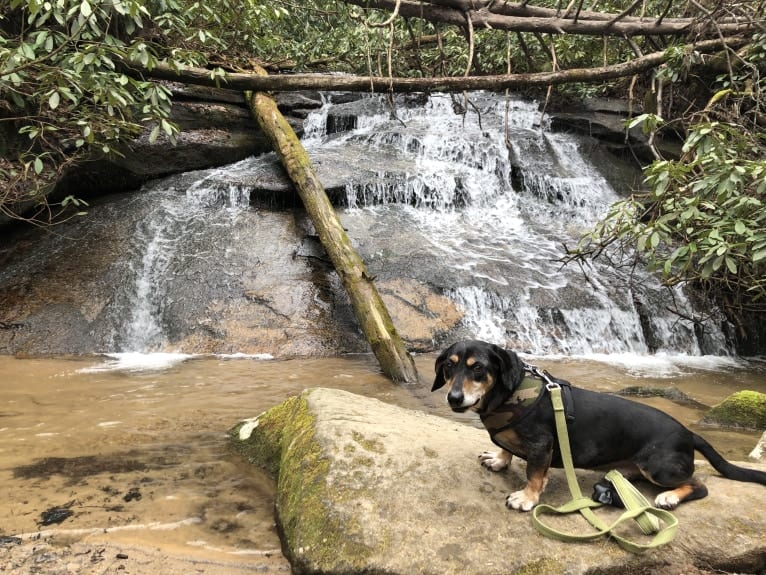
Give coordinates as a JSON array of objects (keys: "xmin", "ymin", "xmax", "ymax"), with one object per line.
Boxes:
[{"xmin": 447, "ymin": 387, "xmax": 478, "ymax": 412}]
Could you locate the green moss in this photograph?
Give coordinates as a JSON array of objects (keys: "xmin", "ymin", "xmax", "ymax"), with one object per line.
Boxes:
[
  {"xmin": 513, "ymin": 558, "xmax": 564, "ymax": 574},
  {"xmin": 229, "ymin": 391, "xmax": 374, "ymax": 572},
  {"xmin": 702, "ymin": 390, "xmax": 766, "ymax": 430},
  {"xmin": 726, "ymin": 516, "xmax": 762, "ymax": 538},
  {"xmin": 352, "ymin": 455, "xmax": 375, "ymax": 467},
  {"xmin": 228, "ymin": 398, "xmax": 295, "ymax": 477},
  {"xmin": 351, "ymin": 430, "xmax": 385, "ymax": 453}
]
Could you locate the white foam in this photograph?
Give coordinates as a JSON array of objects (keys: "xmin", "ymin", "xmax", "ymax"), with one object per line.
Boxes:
[
  {"xmin": 14, "ymin": 517, "xmax": 203, "ymax": 541},
  {"xmin": 78, "ymin": 352, "xmax": 195, "ymax": 373},
  {"xmin": 78, "ymin": 351, "xmax": 276, "ymax": 373},
  {"xmin": 238, "ymin": 416, "xmax": 261, "ymax": 441},
  {"xmin": 531, "ymin": 352, "xmax": 746, "ymax": 377}
]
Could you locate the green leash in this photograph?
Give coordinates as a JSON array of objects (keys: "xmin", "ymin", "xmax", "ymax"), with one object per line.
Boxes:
[{"xmin": 530, "ymin": 382, "xmax": 679, "ymax": 553}]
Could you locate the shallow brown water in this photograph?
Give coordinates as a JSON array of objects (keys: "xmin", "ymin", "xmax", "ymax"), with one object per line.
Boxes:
[{"xmin": 1, "ymin": 353, "xmax": 764, "ymax": 573}]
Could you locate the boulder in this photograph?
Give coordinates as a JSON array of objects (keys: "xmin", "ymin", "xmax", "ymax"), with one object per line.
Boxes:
[
  {"xmin": 701, "ymin": 390, "xmax": 766, "ymax": 430},
  {"xmin": 231, "ymin": 388, "xmax": 766, "ymax": 575}
]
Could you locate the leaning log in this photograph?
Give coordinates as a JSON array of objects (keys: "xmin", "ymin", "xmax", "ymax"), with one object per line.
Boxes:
[{"xmin": 245, "ymin": 73, "xmax": 419, "ymax": 384}]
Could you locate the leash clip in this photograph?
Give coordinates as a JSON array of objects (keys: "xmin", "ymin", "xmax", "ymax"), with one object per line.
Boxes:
[{"xmin": 545, "ymin": 381, "xmax": 561, "ymax": 391}]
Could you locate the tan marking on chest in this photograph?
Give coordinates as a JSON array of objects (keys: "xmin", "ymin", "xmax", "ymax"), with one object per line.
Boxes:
[{"xmin": 492, "ymin": 428, "xmax": 527, "ymax": 458}]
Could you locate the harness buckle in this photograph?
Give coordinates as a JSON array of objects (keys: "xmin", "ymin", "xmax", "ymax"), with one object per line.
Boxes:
[{"xmin": 524, "ymin": 360, "xmax": 560, "ymax": 391}]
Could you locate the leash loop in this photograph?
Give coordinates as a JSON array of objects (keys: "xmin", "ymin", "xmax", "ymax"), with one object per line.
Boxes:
[{"xmin": 530, "ymin": 385, "xmax": 679, "ymax": 553}]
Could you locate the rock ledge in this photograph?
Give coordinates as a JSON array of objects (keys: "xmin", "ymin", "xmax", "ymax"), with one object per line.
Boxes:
[{"xmin": 231, "ymin": 388, "xmax": 766, "ymax": 575}]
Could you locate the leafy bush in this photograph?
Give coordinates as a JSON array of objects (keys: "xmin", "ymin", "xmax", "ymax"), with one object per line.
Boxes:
[
  {"xmin": 569, "ymin": 37, "xmax": 766, "ymax": 313},
  {"xmin": 1, "ymin": 0, "xmax": 182, "ymax": 220}
]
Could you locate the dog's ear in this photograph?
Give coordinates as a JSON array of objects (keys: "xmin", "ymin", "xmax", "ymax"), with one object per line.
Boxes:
[
  {"xmin": 431, "ymin": 345, "xmax": 453, "ymax": 391},
  {"xmin": 489, "ymin": 344, "xmax": 524, "ymax": 391}
]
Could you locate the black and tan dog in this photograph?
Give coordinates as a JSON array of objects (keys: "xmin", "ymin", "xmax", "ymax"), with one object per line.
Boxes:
[{"xmin": 432, "ymin": 340, "xmax": 766, "ymax": 511}]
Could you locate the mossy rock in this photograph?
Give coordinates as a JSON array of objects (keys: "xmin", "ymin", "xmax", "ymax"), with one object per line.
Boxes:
[
  {"xmin": 701, "ymin": 390, "xmax": 766, "ymax": 430},
  {"xmin": 229, "ymin": 393, "xmax": 374, "ymax": 574}
]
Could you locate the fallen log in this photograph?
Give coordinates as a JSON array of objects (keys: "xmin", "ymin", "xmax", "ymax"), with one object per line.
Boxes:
[
  {"xmin": 133, "ymin": 36, "xmax": 747, "ymax": 94},
  {"xmin": 245, "ymin": 69, "xmax": 418, "ymax": 384}
]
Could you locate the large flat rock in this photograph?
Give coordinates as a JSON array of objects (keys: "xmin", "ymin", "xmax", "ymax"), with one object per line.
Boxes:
[{"xmin": 231, "ymin": 388, "xmax": 766, "ymax": 575}]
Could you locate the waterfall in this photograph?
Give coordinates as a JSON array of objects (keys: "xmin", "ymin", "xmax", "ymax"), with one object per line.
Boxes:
[
  {"xmin": 301, "ymin": 92, "xmax": 730, "ymax": 356},
  {"xmin": 122, "ymin": 199, "xmax": 176, "ymax": 351},
  {"xmin": 109, "ymin": 91, "xmax": 730, "ymax": 357},
  {"xmin": 115, "ymin": 172, "xmax": 251, "ymax": 352}
]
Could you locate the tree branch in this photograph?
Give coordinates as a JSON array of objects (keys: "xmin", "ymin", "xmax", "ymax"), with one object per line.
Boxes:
[
  {"xmin": 129, "ymin": 37, "xmax": 747, "ymax": 94},
  {"xmin": 341, "ymin": 0, "xmax": 754, "ymax": 37}
]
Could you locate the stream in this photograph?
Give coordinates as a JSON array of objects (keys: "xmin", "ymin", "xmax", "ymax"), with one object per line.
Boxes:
[{"xmin": 1, "ymin": 353, "xmax": 764, "ymax": 573}]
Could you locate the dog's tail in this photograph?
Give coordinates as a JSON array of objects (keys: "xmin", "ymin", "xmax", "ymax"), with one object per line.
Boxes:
[{"xmin": 694, "ymin": 433, "xmax": 766, "ymax": 485}]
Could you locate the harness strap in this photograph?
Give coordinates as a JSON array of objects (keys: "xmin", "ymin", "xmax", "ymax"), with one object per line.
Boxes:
[
  {"xmin": 523, "ymin": 363, "xmax": 575, "ymax": 423},
  {"xmin": 483, "ymin": 364, "xmax": 573, "ymax": 440},
  {"xmin": 530, "ymin": 384, "xmax": 679, "ymax": 554}
]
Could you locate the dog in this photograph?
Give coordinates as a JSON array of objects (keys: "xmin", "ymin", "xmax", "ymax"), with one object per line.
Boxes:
[{"xmin": 432, "ymin": 340, "xmax": 766, "ymax": 511}]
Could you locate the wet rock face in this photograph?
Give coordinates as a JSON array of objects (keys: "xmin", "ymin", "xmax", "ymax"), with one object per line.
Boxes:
[
  {"xmin": 0, "ymin": 181, "xmax": 462, "ymax": 356},
  {"xmin": 52, "ymin": 87, "xmax": 324, "ymax": 201},
  {"xmin": 2, "ymin": 89, "xmax": 745, "ymax": 357},
  {"xmin": 377, "ymin": 279, "xmax": 464, "ymax": 352},
  {"xmin": 0, "ymin": 90, "xmax": 466, "ymax": 357}
]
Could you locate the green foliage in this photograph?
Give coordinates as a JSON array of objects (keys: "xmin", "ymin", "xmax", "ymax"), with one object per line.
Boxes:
[
  {"xmin": 0, "ymin": 0, "xmax": 181, "ymax": 220},
  {"xmin": 0, "ymin": 0, "xmax": 310, "ymax": 221},
  {"xmin": 570, "ymin": 37, "xmax": 766, "ymax": 312},
  {"xmin": 644, "ymin": 122, "xmax": 765, "ymax": 286}
]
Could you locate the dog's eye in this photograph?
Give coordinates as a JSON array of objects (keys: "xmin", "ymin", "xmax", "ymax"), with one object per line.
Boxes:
[
  {"xmin": 472, "ymin": 364, "xmax": 485, "ymax": 377},
  {"xmin": 443, "ymin": 359, "xmax": 454, "ymax": 372}
]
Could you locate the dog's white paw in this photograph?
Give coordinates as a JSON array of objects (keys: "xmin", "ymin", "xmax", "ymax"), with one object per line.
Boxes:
[
  {"xmin": 506, "ymin": 489, "xmax": 539, "ymax": 512},
  {"xmin": 654, "ymin": 491, "xmax": 680, "ymax": 510},
  {"xmin": 479, "ymin": 450, "xmax": 510, "ymax": 471}
]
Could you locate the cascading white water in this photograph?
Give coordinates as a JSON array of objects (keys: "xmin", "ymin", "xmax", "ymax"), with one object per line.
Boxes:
[
  {"xmin": 301, "ymin": 92, "xmax": 730, "ymax": 356},
  {"xmin": 122, "ymin": 201, "xmax": 176, "ymax": 351},
  {"xmin": 117, "ymin": 172, "xmax": 252, "ymax": 352},
  {"xmin": 113, "ymin": 91, "xmax": 730, "ymax": 357}
]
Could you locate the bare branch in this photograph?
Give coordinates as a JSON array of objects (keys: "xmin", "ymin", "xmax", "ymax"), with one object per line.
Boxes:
[
  {"xmin": 607, "ymin": 0, "xmax": 643, "ymax": 26},
  {"xmin": 131, "ymin": 36, "xmax": 747, "ymax": 93},
  {"xmin": 341, "ymin": 0, "xmax": 754, "ymax": 37},
  {"xmin": 365, "ymin": 0, "xmax": 402, "ymax": 27}
]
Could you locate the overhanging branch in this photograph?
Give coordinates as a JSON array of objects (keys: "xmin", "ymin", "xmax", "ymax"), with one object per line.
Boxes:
[
  {"xmin": 133, "ymin": 37, "xmax": 747, "ymax": 94},
  {"xmin": 343, "ymin": 0, "xmax": 755, "ymax": 37}
]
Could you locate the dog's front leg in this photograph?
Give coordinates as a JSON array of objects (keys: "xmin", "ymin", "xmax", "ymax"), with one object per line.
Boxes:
[
  {"xmin": 506, "ymin": 445, "xmax": 552, "ymax": 512},
  {"xmin": 479, "ymin": 448, "xmax": 513, "ymax": 471}
]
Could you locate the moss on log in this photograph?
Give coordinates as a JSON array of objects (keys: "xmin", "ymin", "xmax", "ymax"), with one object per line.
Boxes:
[{"xmin": 245, "ymin": 70, "xmax": 418, "ymax": 383}]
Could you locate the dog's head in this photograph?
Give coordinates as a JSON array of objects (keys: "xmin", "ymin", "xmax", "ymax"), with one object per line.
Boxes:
[{"xmin": 431, "ymin": 340, "xmax": 525, "ymax": 413}]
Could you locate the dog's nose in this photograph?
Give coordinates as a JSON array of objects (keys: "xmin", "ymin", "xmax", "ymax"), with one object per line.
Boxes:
[{"xmin": 447, "ymin": 389, "xmax": 464, "ymax": 406}]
